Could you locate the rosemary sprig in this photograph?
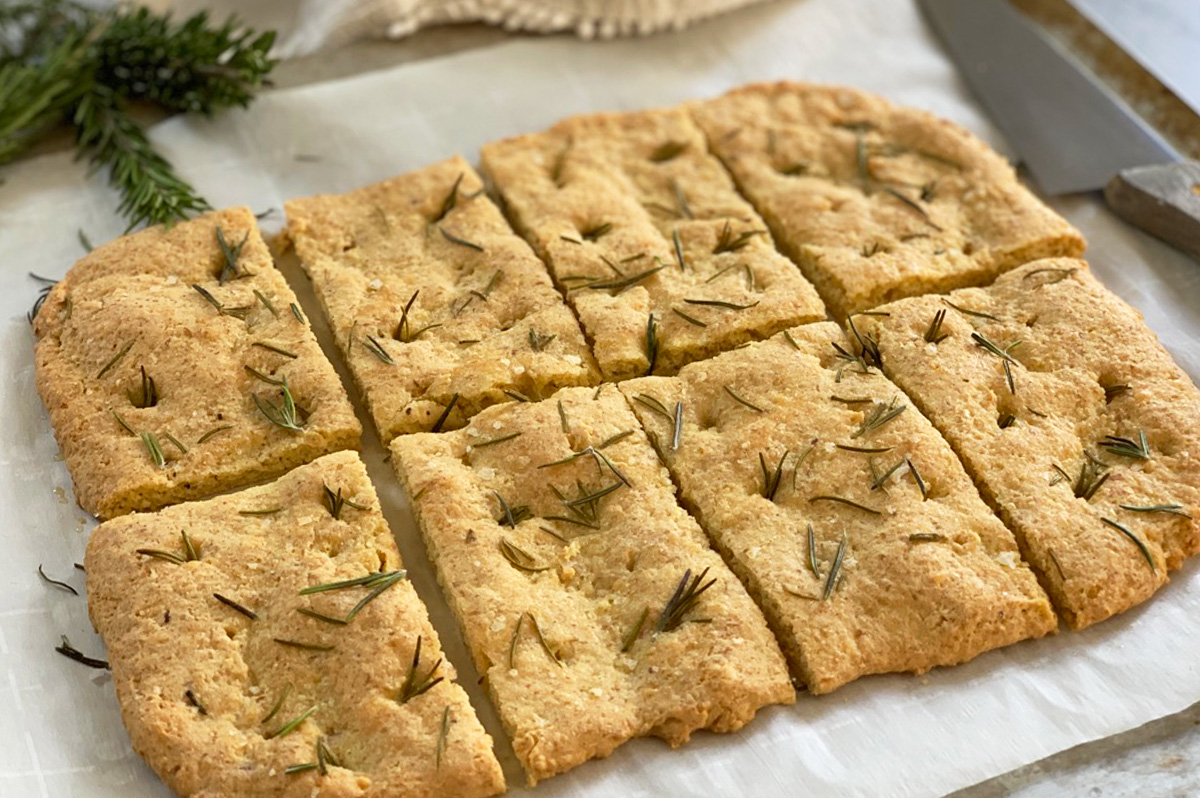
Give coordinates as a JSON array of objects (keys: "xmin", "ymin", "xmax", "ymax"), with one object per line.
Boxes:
[
  {"xmin": 393, "ymin": 290, "xmax": 442, "ymax": 343},
  {"xmin": 822, "ymin": 535, "xmax": 848, "ymax": 600},
  {"xmin": 655, "ymin": 567, "xmax": 715, "ymax": 634},
  {"xmin": 620, "ymin": 606, "xmax": 650, "ymax": 652},
  {"xmin": 398, "ymin": 635, "xmax": 444, "ymax": 703},
  {"xmin": 321, "ymin": 483, "xmax": 366, "ymax": 519},
  {"xmin": 1101, "ymin": 518, "xmax": 1156, "ymax": 573},
  {"xmin": 253, "ymin": 377, "xmax": 306, "ymax": 432},
  {"xmin": 809, "ymin": 495, "xmax": 881, "ymax": 515},
  {"xmin": 213, "ymin": 593, "xmax": 257, "ymax": 620},
  {"xmin": 300, "ymin": 569, "xmax": 405, "ymax": 595},
  {"xmin": 1099, "ymin": 431, "xmax": 1150, "ymax": 460},
  {"xmin": 924, "ymin": 309, "xmax": 948, "ymax": 343},
  {"xmin": 1120, "ymin": 504, "xmax": 1191, "ymax": 518},
  {"xmin": 724, "ymin": 385, "xmax": 765, "ymax": 413},
  {"xmin": 54, "ymin": 635, "xmax": 109, "ymax": 669},
  {"xmin": 845, "ymin": 315, "xmax": 882, "ymax": 369},
  {"xmin": 38, "ymin": 564, "xmax": 78, "ymax": 595},
  {"xmin": 759, "ymin": 449, "xmax": 788, "ymax": 501}
]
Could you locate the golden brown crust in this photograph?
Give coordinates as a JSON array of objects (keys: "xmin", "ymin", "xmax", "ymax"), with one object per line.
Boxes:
[
  {"xmin": 860, "ymin": 260, "xmax": 1200, "ymax": 629},
  {"xmin": 84, "ymin": 451, "xmax": 505, "ymax": 798},
  {"xmin": 390, "ymin": 386, "xmax": 794, "ymax": 784},
  {"xmin": 689, "ymin": 82, "xmax": 1086, "ymax": 319},
  {"xmin": 284, "ymin": 157, "xmax": 599, "ymax": 441},
  {"xmin": 480, "ymin": 106, "xmax": 826, "ymax": 380},
  {"xmin": 620, "ymin": 323, "xmax": 1056, "ymax": 693},
  {"xmin": 34, "ymin": 207, "xmax": 361, "ymax": 519}
]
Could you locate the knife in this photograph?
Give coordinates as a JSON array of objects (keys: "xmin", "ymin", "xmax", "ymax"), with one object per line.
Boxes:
[{"xmin": 917, "ymin": 0, "xmax": 1200, "ymax": 260}]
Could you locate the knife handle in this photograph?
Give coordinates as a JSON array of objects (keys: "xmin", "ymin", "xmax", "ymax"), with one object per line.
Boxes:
[{"xmin": 1104, "ymin": 161, "xmax": 1200, "ymax": 261}]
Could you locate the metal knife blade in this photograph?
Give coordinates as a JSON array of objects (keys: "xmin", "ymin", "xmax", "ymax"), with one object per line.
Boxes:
[{"xmin": 917, "ymin": 0, "xmax": 1179, "ymax": 196}]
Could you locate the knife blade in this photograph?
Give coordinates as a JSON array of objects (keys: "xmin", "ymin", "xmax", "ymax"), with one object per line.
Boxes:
[{"xmin": 917, "ymin": 0, "xmax": 1200, "ymax": 260}]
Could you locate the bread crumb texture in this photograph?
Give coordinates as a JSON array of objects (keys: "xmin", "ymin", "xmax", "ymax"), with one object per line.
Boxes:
[
  {"xmin": 690, "ymin": 82, "xmax": 1086, "ymax": 318},
  {"xmin": 860, "ymin": 260, "xmax": 1200, "ymax": 629},
  {"xmin": 621, "ymin": 322, "xmax": 1055, "ymax": 693},
  {"xmin": 481, "ymin": 105, "xmax": 826, "ymax": 380},
  {"xmin": 285, "ymin": 156, "xmax": 599, "ymax": 441},
  {"xmin": 85, "ymin": 451, "xmax": 505, "ymax": 798},
  {"xmin": 391, "ymin": 386, "xmax": 793, "ymax": 784},
  {"xmin": 34, "ymin": 207, "xmax": 361, "ymax": 519}
]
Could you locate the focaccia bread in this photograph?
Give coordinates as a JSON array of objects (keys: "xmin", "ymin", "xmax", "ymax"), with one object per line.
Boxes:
[
  {"xmin": 621, "ymin": 322, "xmax": 1056, "ymax": 693},
  {"xmin": 285, "ymin": 157, "xmax": 599, "ymax": 441},
  {"xmin": 85, "ymin": 451, "xmax": 505, "ymax": 798},
  {"xmin": 390, "ymin": 386, "xmax": 794, "ymax": 783},
  {"xmin": 34, "ymin": 207, "xmax": 360, "ymax": 519},
  {"xmin": 481, "ymin": 105, "xmax": 826, "ymax": 380},
  {"xmin": 858, "ymin": 260, "xmax": 1200, "ymax": 628},
  {"xmin": 690, "ymin": 82, "xmax": 1085, "ymax": 318}
]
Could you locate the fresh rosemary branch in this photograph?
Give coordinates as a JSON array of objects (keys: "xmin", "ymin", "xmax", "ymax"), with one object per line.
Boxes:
[{"xmin": 2, "ymin": 2, "xmax": 276, "ymax": 229}]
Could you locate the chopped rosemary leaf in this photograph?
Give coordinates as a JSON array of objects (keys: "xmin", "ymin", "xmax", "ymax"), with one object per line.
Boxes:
[
  {"xmin": 431, "ymin": 393, "xmax": 459, "ymax": 433},
  {"xmin": 672, "ymin": 307, "xmax": 708, "ymax": 327},
  {"xmin": 141, "ymin": 432, "xmax": 166, "ymax": 468},
  {"xmin": 1100, "ymin": 517, "xmax": 1157, "ymax": 573},
  {"xmin": 970, "ymin": 331, "xmax": 1020, "ymax": 364},
  {"xmin": 300, "ymin": 570, "xmax": 406, "ymax": 595},
  {"xmin": 880, "ymin": 186, "xmax": 941, "ymax": 229},
  {"xmin": 252, "ymin": 378, "xmax": 306, "ymax": 432},
  {"xmin": 712, "ymin": 221, "xmax": 764, "ymax": 254},
  {"xmin": 621, "ymin": 606, "xmax": 650, "ymax": 652},
  {"xmin": 253, "ymin": 341, "xmax": 298, "ymax": 359},
  {"xmin": 645, "ymin": 313, "xmax": 659, "ymax": 375},
  {"xmin": 908, "ymin": 532, "xmax": 944, "ymax": 542},
  {"xmin": 759, "ymin": 450, "xmax": 788, "ymax": 501},
  {"xmin": 1104, "ymin": 384, "xmax": 1131, "ymax": 403},
  {"xmin": 290, "ymin": 302, "xmax": 306, "ymax": 323},
  {"xmin": 684, "ymin": 297, "xmax": 759, "ymax": 311},
  {"xmin": 55, "ymin": 636, "xmax": 109, "ymax": 669},
  {"xmin": 851, "ymin": 398, "xmax": 905, "ymax": 438},
  {"xmin": 267, "ymin": 705, "xmax": 317, "ymax": 739},
  {"xmin": 273, "ymin": 638, "xmax": 335, "ymax": 652},
  {"xmin": 822, "ymin": 535, "xmax": 848, "ymax": 600},
  {"xmin": 809, "ymin": 495, "xmax": 881, "ymax": 515},
  {"xmin": 924, "ymin": 308, "xmax": 949, "ymax": 343},
  {"xmin": 942, "ymin": 299, "xmax": 999, "ymax": 322},
  {"xmin": 584, "ymin": 262, "xmax": 667, "ymax": 293},
  {"xmin": 1022, "ymin": 267, "xmax": 1077, "ymax": 284},
  {"xmin": 558, "ymin": 399, "xmax": 570, "ymax": 433},
  {"xmin": 128, "ymin": 365, "xmax": 158, "ymax": 408},
  {"xmin": 192, "ymin": 284, "xmax": 250, "ymax": 319},
  {"xmin": 655, "ymin": 567, "xmax": 715, "ymax": 634},
  {"xmin": 836, "ymin": 443, "xmax": 892, "ymax": 453},
  {"xmin": 244, "ymin": 365, "xmax": 283, "ymax": 385},
  {"xmin": 1099, "ymin": 431, "xmax": 1150, "ymax": 460},
  {"xmin": 672, "ymin": 228, "xmax": 687, "ymax": 270},
  {"xmin": 1072, "ymin": 454, "xmax": 1110, "ymax": 501},
  {"xmin": 37, "ymin": 564, "xmax": 79, "ymax": 595},
  {"xmin": 598, "ymin": 429, "xmax": 634, "ymax": 449},
  {"xmin": 1119, "ymin": 504, "xmax": 1191, "ymax": 518},
  {"xmin": 363, "ymin": 334, "xmax": 394, "ymax": 364},
  {"xmin": 500, "ymin": 538, "xmax": 552, "ymax": 572},
  {"xmin": 783, "ymin": 329, "xmax": 801, "ymax": 350},
  {"xmin": 846, "ymin": 315, "xmax": 883, "ymax": 369},
  {"xmin": 439, "ymin": 226, "xmax": 484, "ymax": 252},
  {"xmin": 869, "ymin": 458, "xmax": 906, "ymax": 491},
  {"xmin": 296, "ymin": 607, "xmax": 349, "ymax": 626},
  {"xmin": 284, "ymin": 763, "xmax": 318, "ymax": 775},
  {"xmin": 529, "ymin": 329, "xmax": 557, "ymax": 352},
  {"xmin": 399, "ymin": 635, "xmax": 444, "ymax": 703},
  {"xmin": 432, "ymin": 172, "xmax": 464, "ymax": 224},
  {"xmin": 97, "ymin": 340, "xmax": 134, "ymax": 379},
  {"xmin": 437, "ymin": 707, "xmax": 451, "ymax": 770},
  {"xmin": 111, "ymin": 409, "xmax": 136, "ymax": 435},
  {"xmin": 582, "ymin": 222, "xmax": 612, "ymax": 241},
  {"xmin": 260, "ymin": 684, "xmax": 292, "ymax": 724},
  {"xmin": 907, "ymin": 458, "xmax": 928, "ymax": 500},
  {"xmin": 197, "ymin": 425, "xmax": 232, "ymax": 444},
  {"xmin": 344, "ymin": 570, "xmax": 407, "ymax": 621},
  {"xmin": 670, "ymin": 178, "xmax": 693, "ymax": 219},
  {"xmin": 213, "ymin": 593, "xmax": 257, "ymax": 620},
  {"xmin": 650, "ymin": 140, "xmax": 687, "ymax": 162},
  {"xmin": 724, "ymin": 385, "xmax": 765, "ymax": 413},
  {"xmin": 672, "ymin": 401, "xmax": 684, "ymax": 451},
  {"xmin": 473, "ymin": 432, "xmax": 523, "ymax": 449},
  {"xmin": 806, "ymin": 523, "xmax": 821, "ymax": 579},
  {"xmin": 215, "ymin": 225, "xmax": 248, "ymax": 284},
  {"xmin": 254, "ymin": 289, "xmax": 278, "ymax": 318},
  {"xmin": 163, "ymin": 432, "xmax": 188, "ymax": 454}
]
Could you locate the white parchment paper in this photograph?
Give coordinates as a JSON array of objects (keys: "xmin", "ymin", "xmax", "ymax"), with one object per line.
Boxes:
[{"xmin": 2, "ymin": 1, "xmax": 1199, "ymax": 796}]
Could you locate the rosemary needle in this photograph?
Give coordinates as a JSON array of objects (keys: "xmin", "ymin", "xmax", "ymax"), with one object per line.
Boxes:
[
  {"xmin": 399, "ymin": 635, "xmax": 444, "ymax": 703},
  {"xmin": 1120, "ymin": 504, "xmax": 1191, "ymax": 518},
  {"xmin": 621, "ymin": 607, "xmax": 650, "ymax": 652},
  {"xmin": 97, "ymin": 340, "xmax": 134, "ymax": 379},
  {"xmin": 38, "ymin": 564, "xmax": 79, "ymax": 595},
  {"xmin": 809, "ymin": 495, "xmax": 881, "ymax": 515},
  {"xmin": 724, "ymin": 385, "xmax": 765, "ymax": 413},
  {"xmin": 1101, "ymin": 518, "xmax": 1157, "ymax": 573},
  {"xmin": 822, "ymin": 534, "xmax": 848, "ymax": 600},
  {"xmin": 260, "ymin": 684, "xmax": 292, "ymax": 724},
  {"xmin": 806, "ymin": 524, "xmax": 821, "ymax": 579},
  {"xmin": 55, "ymin": 636, "xmax": 109, "ymax": 669},
  {"xmin": 267, "ymin": 705, "xmax": 317, "ymax": 739},
  {"xmin": 437, "ymin": 707, "xmax": 451, "ymax": 769},
  {"xmin": 431, "ymin": 393, "xmax": 459, "ymax": 433},
  {"xmin": 655, "ymin": 568, "xmax": 716, "ymax": 634},
  {"xmin": 213, "ymin": 593, "xmax": 257, "ymax": 620}
]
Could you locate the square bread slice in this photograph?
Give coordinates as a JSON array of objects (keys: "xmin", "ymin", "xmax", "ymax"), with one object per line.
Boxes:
[
  {"xmin": 33, "ymin": 207, "xmax": 361, "ymax": 519},
  {"xmin": 689, "ymin": 82, "xmax": 1086, "ymax": 319},
  {"xmin": 390, "ymin": 386, "xmax": 794, "ymax": 784},
  {"xmin": 84, "ymin": 451, "xmax": 505, "ymax": 798},
  {"xmin": 857, "ymin": 260, "xmax": 1200, "ymax": 629},
  {"xmin": 480, "ymin": 106, "xmax": 826, "ymax": 381},
  {"xmin": 619, "ymin": 322, "xmax": 1056, "ymax": 694},
  {"xmin": 284, "ymin": 157, "xmax": 599, "ymax": 441}
]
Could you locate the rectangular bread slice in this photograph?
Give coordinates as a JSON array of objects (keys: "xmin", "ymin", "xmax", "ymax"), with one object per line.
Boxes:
[
  {"xmin": 620, "ymin": 322, "xmax": 1056, "ymax": 693},
  {"xmin": 858, "ymin": 260, "xmax": 1200, "ymax": 628},
  {"xmin": 84, "ymin": 451, "xmax": 505, "ymax": 798},
  {"xmin": 390, "ymin": 386, "xmax": 794, "ymax": 784},
  {"xmin": 689, "ymin": 82, "xmax": 1086, "ymax": 319},
  {"xmin": 480, "ymin": 106, "xmax": 827, "ymax": 381},
  {"xmin": 285, "ymin": 157, "xmax": 599, "ymax": 441},
  {"xmin": 33, "ymin": 207, "xmax": 361, "ymax": 519}
]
